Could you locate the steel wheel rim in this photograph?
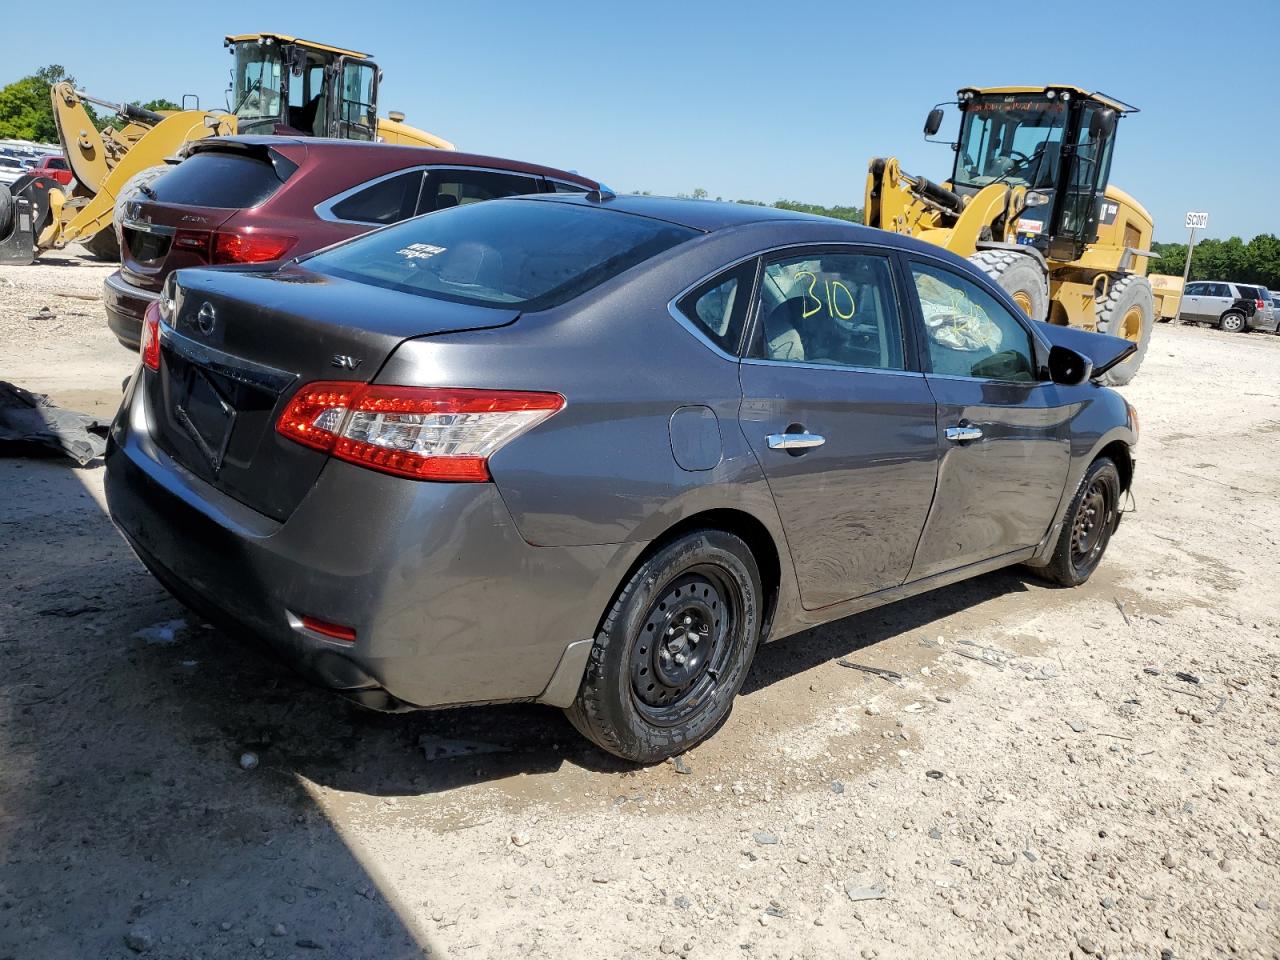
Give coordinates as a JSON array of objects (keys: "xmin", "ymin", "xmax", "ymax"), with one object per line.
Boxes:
[
  {"xmin": 1121, "ymin": 305, "xmax": 1143, "ymax": 342},
  {"xmin": 1012, "ymin": 290, "xmax": 1033, "ymax": 315},
  {"xmin": 1223, "ymin": 314, "xmax": 1243, "ymax": 331},
  {"xmin": 629, "ymin": 566, "xmax": 741, "ymax": 727},
  {"xmin": 1070, "ymin": 478, "xmax": 1111, "ymax": 569}
]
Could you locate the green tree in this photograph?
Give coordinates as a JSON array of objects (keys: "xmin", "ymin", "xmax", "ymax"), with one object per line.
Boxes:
[{"xmin": 137, "ymin": 98, "xmax": 180, "ymax": 112}]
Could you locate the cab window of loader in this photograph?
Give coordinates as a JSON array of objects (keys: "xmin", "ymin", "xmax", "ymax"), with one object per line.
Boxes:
[
  {"xmin": 955, "ymin": 96, "xmax": 1068, "ymax": 190},
  {"xmin": 232, "ymin": 43, "xmax": 285, "ymax": 131}
]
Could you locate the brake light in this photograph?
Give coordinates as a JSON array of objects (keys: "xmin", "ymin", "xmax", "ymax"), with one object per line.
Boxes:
[
  {"xmin": 140, "ymin": 301, "xmax": 161, "ymax": 371},
  {"xmin": 276, "ymin": 383, "xmax": 565, "ymax": 481},
  {"xmin": 212, "ymin": 230, "xmax": 297, "ymax": 265},
  {"xmin": 300, "ymin": 615, "xmax": 357, "ymax": 643},
  {"xmin": 1256, "ymin": 298, "xmax": 1266, "ymax": 310}
]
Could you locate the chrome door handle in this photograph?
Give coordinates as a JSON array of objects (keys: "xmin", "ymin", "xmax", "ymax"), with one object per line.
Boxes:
[
  {"xmin": 945, "ymin": 425, "xmax": 984, "ymax": 443},
  {"xmin": 767, "ymin": 433, "xmax": 826, "ymax": 450}
]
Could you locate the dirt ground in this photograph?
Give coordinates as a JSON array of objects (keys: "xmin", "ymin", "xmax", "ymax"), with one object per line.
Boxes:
[{"xmin": 1, "ymin": 249, "xmax": 1277, "ymax": 960}]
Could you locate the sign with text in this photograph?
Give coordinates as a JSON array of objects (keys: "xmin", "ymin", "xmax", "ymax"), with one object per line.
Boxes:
[{"xmin": 1185, "ymin": 211, "xmax": 1209, "ymax": 230}]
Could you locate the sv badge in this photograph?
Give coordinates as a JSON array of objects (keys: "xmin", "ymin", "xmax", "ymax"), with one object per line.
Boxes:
[{"xmin": 331, "ymin": 355, "xmax": 362, "ymax": 370}]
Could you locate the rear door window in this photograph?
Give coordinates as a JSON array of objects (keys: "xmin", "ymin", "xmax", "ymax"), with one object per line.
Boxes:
[
  {"xmin": 150, "ymin": 150, "xmax": 296, "ymax": 208},
  {"xmin": 416, "ymin": 169, "xmax": 542, "ymax": 214},
  {"xmin": 307, "ymin": 197, "xmax": 698, "ymax": 311},
  {"xmin": 329, "ymin": 170, "xmax": 425, "ymax": 225},
  {"xmin": 750, "ymin": 252, "xmax": 905, "ymax": 370}
]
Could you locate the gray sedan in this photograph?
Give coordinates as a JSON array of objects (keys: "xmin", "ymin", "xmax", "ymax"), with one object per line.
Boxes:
[{"xmin": 105, "ymin": 194, "xmax": 1138, "ymax": 762}]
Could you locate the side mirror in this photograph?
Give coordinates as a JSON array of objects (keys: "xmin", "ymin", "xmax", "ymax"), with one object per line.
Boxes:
[
  {"xmin": 1047, "ymin": 345, "xmax": 1093, "ymax": 385},
  {"xmin": 923, "ymin": 107, "xmax": 944, "ymax": 137},
  {"xmin": 1088, "ymin": 109, "xmax": 1116, "ymax": 140}
]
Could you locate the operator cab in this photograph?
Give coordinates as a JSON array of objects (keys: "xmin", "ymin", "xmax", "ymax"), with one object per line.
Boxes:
[
  {"xmin": 225, "ymin": 33, "xmax": 379, "ymax": 141},
  {"xmin": 938, "ymin": 86, "xmax": 1135, "ymax": 260}
]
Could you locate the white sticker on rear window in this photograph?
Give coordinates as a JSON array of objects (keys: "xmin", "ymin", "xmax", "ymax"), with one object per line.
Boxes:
[{"xmin": 397, "ymin": 243, "xmax": 447, "ymax": 260}]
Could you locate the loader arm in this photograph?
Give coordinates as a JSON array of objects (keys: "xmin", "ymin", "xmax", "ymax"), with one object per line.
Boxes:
[{"xmin": 42, "ymin": 110, "xmax": 235, "ymax": 250}]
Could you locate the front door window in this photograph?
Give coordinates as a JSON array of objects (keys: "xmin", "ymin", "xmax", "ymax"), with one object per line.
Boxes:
[{"xmin": 909, "ymin": 262, "xmax": 1037, "ymax": 381}]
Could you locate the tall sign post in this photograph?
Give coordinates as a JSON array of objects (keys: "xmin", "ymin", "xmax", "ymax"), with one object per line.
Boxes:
[{"xmin": 1172, "ymin": 211, "xmax": 1209, "ymax": 325}]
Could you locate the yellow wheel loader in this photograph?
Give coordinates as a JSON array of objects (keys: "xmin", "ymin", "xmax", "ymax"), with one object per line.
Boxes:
[
  {"xmin": 865, "ymin": 85, "xmax": 1156, "ymax": 385},
  {"xmin": 13, "ymin": 33, "xmax": 453, "ymax": 262}
]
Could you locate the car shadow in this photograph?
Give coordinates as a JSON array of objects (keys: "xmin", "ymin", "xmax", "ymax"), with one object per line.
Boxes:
[{"xmin": 1, "ymin": 454, "xmax": 1043, "ymax": 955}]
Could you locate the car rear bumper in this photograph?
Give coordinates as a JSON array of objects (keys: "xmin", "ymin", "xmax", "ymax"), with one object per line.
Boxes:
[
  {"xmin": 104, "ymin": 372, "xmax": 640, "ymax": 711},
  {"xmin": 104, "ymin": 270, "xmax": 157, "ymax": 349}
]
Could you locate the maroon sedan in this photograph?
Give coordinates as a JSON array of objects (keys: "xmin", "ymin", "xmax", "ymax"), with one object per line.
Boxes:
[{"xmin": 105, "ymin": 137, "xmax": 596, "ymax": 348}]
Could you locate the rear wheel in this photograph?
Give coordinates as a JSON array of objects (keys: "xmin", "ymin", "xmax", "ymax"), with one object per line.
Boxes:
[
  {"xmin": 968, "ymin": 250, "xmax": 1048, "ymax": 320},
  {"xmin": 1095, "ymin": 275, "xmax": 1153, "ymax": 386},
  {"xmin": 1218, "ymin": 311, "xmax": 1246, "ymax": 333},
  {"xmin": 1037, "ymin": 458, "xmax": 1121, "ymax": 587},
  {"xmin": 566, "ymin": 529, "xmax": 762, "ymax": 763}
]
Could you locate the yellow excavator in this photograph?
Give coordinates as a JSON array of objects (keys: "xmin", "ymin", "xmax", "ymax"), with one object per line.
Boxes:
[
  {"xmin": 865, "ymin": 85, "xmax": 1158, "ymax": 385},
  {"xmin": 12, "ymin": 33, "xmax": 453, "ymax": 261}
]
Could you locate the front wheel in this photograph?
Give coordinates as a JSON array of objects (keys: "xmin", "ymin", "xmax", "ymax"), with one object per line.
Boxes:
[
  {"xmin": 566, "ymin": 530, "xmax": 763, "ymax": 762},
  {"xmin": 1218, "ymin": 311, "xmax": 1246, "ymax": 333},
  {"xmin": 1037, "ymin": 458, "xmax": 1121, "ymax": 587}
]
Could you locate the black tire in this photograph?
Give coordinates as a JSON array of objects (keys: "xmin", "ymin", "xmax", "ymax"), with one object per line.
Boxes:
[
  {"xmin": 0, "ymin": 183, "xmax": 13, "ymax": 239},
  {"xmin": 111, "ymin": 165, "xmax": 170, "ymax": 243},
  {"xmin": 81, "ymin": 226, "xmax": 120, "ymax": 260},
  {"xmin": 968, "ymin": 250, "xmax": 1048, "ymax": 321},
  {"xmin": 1218, "ymin": 311, "xmax": 1246, "ymax": 333},
  {"xmin": 1095, "ymin": 275, "xmax": 1153, "ymax": 386},
  {"xmin": 566, "ymin": 529, "xmax": 763, "ymax": 763},
  {"xmin": 1038, "ymin": 458, "xmax": 1121, "ymax": 587}
]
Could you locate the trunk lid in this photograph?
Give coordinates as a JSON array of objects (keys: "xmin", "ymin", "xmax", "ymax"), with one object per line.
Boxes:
[{"xmin": 147, "ymin": 265, "xmax": 519, "ymax": 520}]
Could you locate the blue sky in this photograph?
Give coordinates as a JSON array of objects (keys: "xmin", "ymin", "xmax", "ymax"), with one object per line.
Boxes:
[{"xmin": 13, "ymin": 0, "xmax": 1279, "ymax": 241}]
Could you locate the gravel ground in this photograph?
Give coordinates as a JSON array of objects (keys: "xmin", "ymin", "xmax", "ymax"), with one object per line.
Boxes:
[{"xmin": 1, "ymin": 253, "xmax": 1277, "ymax": 960}]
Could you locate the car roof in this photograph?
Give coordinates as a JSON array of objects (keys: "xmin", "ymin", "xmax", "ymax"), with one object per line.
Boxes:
[
  {"xmin": 193, "ymin": 136, "xmax": 596, "ymax": 186},
  {"xmin": 514, "ymin": 192, "xmax": 869, "ymax": 233}
]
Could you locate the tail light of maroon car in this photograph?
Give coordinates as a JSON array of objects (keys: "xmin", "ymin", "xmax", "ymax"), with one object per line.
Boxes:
[
  {"xmin": 276, "ymin": 384, "xmax": 565, "ymax": 482},
  {"xmin": 169, "ymin": 227, "xmax": 298, "ymax": 265},
  {"xmin": 139, "ymin": 302, "xmax": 162, "ymax": 371}
]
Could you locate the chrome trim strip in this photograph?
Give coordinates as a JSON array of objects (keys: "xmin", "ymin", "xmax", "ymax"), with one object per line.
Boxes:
[
  {"xmin": 122, "ymin": 218, "xmax": 176, "ymax": 237},
  {"xmin": 924, "ymin": 372, "xmax": 1048, "ymax": 386},
  {"xmin": 104, "ymin": 272, "xmax": 159, "ymax": 301},
  {"xmin": 158, "ymin": 323, "xmax": 296, "ymax": 393},
  {"xmin": 313, "ymin": 164, "xmax": 545, "ymax": 226},
  {"xmin": 740, "ymin": 357, "xmax": 924, "ymax": 378}
]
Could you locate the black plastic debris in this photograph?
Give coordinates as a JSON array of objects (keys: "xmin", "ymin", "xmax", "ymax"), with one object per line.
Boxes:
[{"xmin": 0, "ymin": 381, "xmax": 108, "ymax": 465}]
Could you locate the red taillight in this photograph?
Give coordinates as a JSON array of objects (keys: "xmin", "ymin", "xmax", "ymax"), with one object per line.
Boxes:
[
  {"xmin": 300, "ymin": 615, "xmax": 357, "ymax": 643},
  {"xmin": 140, "ymin": 301, "xmax": 161, "ymax": 371},
  {"xmin": 275, "ymin": 383, "xmax": 565, "ymax": 482},
  {"xmin": 1257, "ymin": 299, "xmax": 1266, "ymax": 310},
  {"xmin": 212, "ymin": 230, "xmax": 297, "ymax": 265}
]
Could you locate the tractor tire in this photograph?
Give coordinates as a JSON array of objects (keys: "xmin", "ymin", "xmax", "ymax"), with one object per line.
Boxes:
[
  {"xmin": 0, "ymin": 183, "xmax": 13, "ymax": 239},
  {"xmin": 111, "ymin": 165, "xmax": 171, "ymax": 247},
  {"xmin": 1094, "ymin": 275, "xmax": 1154, "ymax": 386},
  {"xmin": 969, "ymin": 249, "xmax": 1049, "ymax": 320},
  {"xmin": 81, "ymin": 227, "xmax": 120, "ymax": 261}
]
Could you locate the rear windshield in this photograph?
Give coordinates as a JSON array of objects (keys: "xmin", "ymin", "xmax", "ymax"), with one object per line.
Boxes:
[
  {"xmin": 151, "ymin": 149, "xmax": 297, "ymax": 209},
  {"xmin": 45, "ymin": 157, "xmax": 68, "ymax": 170},
  {"xmin": 306, "ymin": 198, "xmax": 699, "ymax": 310}
]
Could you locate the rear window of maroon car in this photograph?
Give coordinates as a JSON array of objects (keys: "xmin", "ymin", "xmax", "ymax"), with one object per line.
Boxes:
[
  {"xmin": 307, "ymin": 199, "xmax": 698, "ymax": 311},
  {"xmin": 150, "ymin": 149, "xmax": 299, "ymax": 209}
]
